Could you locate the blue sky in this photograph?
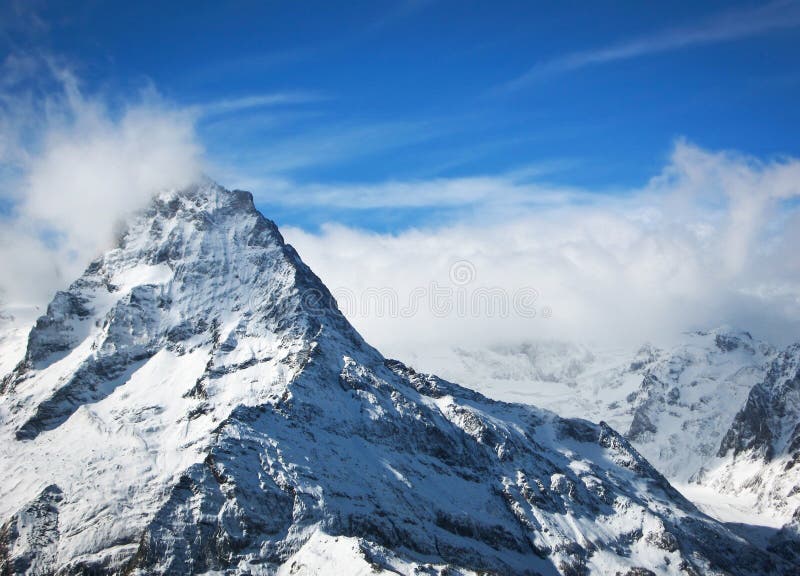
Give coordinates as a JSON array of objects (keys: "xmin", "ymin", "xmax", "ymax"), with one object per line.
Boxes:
[{"xmin": 3, "ymin": 0, "xmax": 800, "ymax": 231}]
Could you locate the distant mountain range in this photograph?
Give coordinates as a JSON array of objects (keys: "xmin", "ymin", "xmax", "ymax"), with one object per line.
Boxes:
[{"xmin": 403, "ymin": 329, "xmax": 800, "ymax": 566}]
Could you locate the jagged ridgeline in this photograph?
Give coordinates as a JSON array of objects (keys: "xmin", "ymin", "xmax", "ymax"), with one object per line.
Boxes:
[{"xmin": 0, "ymin": 183, "xmax": 793, "ymax": 575}]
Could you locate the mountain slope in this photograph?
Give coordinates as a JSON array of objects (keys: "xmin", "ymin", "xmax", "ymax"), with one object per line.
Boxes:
[
  {"xmin": 407, "ymin": 333, "xmax": 800, "ymax": 554},
  {"xmin": 0, "ymin": 183, "xmax": 791, "ymax": 575},
  {"xmin": 405, "ymin": 333, "xmax": 775, "ymax": 481},
  {"xmin": 702, "ymin": 344, "xmax": 800, "ymax": 563}
]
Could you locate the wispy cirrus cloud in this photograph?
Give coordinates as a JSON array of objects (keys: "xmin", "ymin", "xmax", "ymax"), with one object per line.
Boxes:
[
  {"xmin": 500, "ymin": 0, "xmax": 800, "ymax": 92},
  {"xmin": 207, "ymin": 118, "xmax": 440, "ymax": 181},
  {"xmin": 249, "ymin": 173, "xmax": 587, "ymax": 210},
  {"xmin": 187, "ymin": 91, "xmax": 326, "ymax": 119}
]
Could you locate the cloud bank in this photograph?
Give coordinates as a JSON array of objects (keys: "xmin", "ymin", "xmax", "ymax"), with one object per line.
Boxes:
[{"xmin": 284, "ymin": 142, "xmax": 800, "ymax": 355}]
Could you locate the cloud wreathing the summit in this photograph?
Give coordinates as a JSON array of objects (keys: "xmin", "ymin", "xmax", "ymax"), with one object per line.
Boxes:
[{"xmin": 0, "ymin": 56, "xmax": 202, "ymax": 305}]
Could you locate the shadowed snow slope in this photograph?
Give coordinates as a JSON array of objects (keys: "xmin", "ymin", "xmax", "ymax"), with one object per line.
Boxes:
[{"xmin": 0, "ymin": 183, "xmax": 793, "ymax": 575}]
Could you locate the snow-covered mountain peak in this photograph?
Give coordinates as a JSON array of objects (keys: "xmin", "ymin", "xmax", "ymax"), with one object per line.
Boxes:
[
  {"xmin": 0, "ymin": 182, "xmax": 793, "ymax": 575},
  {"xmin": 684, "ymin": 326, "xmax": 774, "ymax": 357}
]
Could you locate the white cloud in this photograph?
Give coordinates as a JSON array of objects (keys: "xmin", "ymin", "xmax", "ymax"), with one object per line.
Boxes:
[
  {"xmin": 1, "ymin": 57, "xmax": 798, "ymax": 358},
  {"xmin": 0, "ymin": 57, "xmax": 202, "ymax": 306},
  {"xmin": 283, "ymin": 141, "xmax": 800, "ymax": 356}
]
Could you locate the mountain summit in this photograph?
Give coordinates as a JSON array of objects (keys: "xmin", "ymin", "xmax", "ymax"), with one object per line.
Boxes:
[{"xmin": 0, "ymin": 183, "xmax": 791, "ymax": 575}]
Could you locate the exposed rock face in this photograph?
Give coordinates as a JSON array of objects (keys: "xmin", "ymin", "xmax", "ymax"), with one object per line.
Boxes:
[
  {"xmin": 0, "ymin": 183, "xmax": 793, "ymax": 575},
  {"xmin": 619, "ymin": 331, "xmax": 776, "ymax": 482},
  {"xmin": 719, "ymin": 344, "xmax": 800, "ymax": 463},
  {"xmin": 0, "ymin": 485, "xmax": 62, "ymax": 576},
  {"xmin": 702, "ymin": 344, "xmax": 800, "ymax": 549}
]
